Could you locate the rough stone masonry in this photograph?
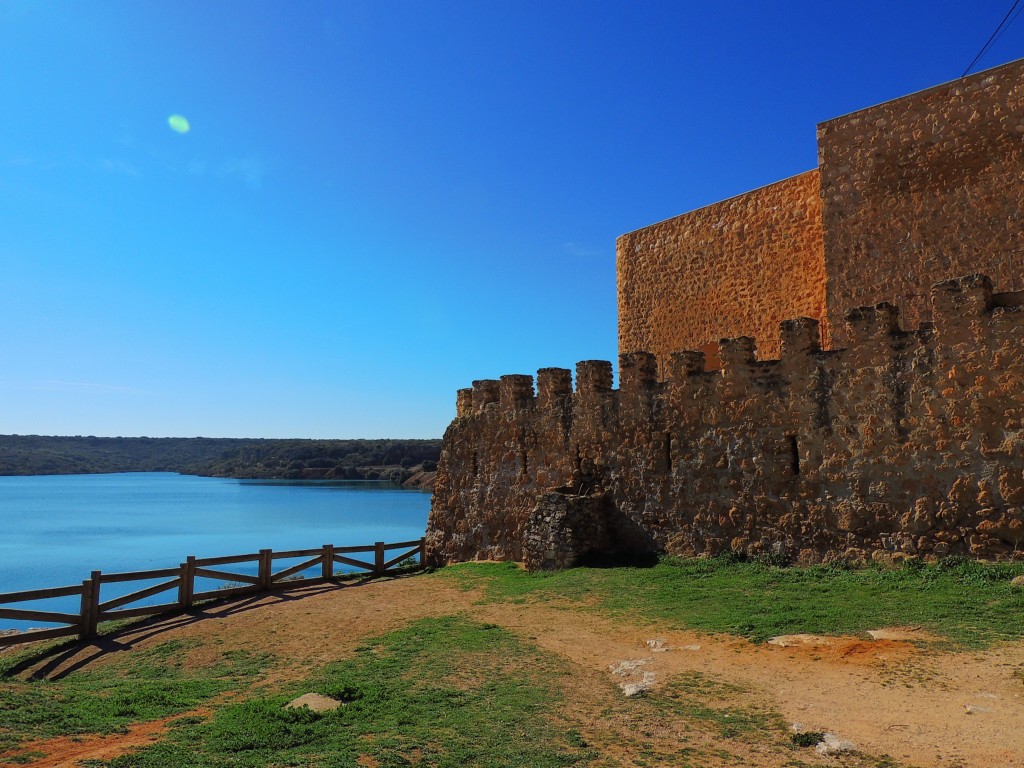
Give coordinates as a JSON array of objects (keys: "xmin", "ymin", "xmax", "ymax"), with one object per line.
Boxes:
[
  {"xmin": 618, "ymin": 57, "xmax": 1024, "ymax": 362},
  {"xmin": 426, "ymin": 60, "xmax": 1024, "ymax": 569},
  {"xmin": 427, "ymin": 276, "xmax": 1024, "ymax": 567}
]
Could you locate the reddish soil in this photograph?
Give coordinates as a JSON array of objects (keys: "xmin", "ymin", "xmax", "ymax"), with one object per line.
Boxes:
[{"xmin": 3, "ymin": 710, "xmax": 207, "ymax": 767}]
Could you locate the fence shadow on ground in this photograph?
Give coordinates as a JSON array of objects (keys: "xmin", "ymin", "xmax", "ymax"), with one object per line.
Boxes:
[{"xmin": 3, "ymin": 570, "xmax": 425, "ymax": 681}]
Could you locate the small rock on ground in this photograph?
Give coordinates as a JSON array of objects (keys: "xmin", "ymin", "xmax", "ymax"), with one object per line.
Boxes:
[
  {"xmin": 865, "ymin": 627, "xmax": 923, "ymax": 641},
  {"xmin": 767, "ymin": 634, "xmax": 833, "ymax": 648},
  {"xmin": 620, "ymin": 672, "xmax": 657, "ymax": 697},
  {"xmin": 644, "ymin": 638, "xmax": 701, "ymax": 652},
  {"xmin": 609, "ymin": 658, "xmax": 652, "ymax": 676},
  {"xmin": 285, "ymin": 693, "xmax": 342, "ymax": 712},
  {"xmin": 816, "ymin": 732, "xmax": 856, "ymax": 755}
]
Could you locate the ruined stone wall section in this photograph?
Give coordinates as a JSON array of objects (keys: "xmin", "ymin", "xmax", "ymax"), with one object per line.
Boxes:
[
  {"xmin": 426, "ymin": 274, "xmax": 1024, "ymax": 566},
  {"xmin": 818, "ymin": 58, "xmax": 1024, "ymax": 347},
  {"xmin": 616, "ymin": 171, "xmax": 826, "ymax": 370}
]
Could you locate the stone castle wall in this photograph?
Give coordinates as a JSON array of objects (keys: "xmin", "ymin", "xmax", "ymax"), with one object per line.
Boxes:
[
  {"xmin": 819, "ymin": 58, "xmax": 1024, "ymax": 348},
  {"xmin": 617, "ymin": 171, "xmax": 826, "ymax": 369},
  {"xmin": 426, "ymin": 275, "xmax": 1024, "ymax": 566},
  {"xmin": 617, "ymin": 58, "xmax": 1024, "ymax": 360}
]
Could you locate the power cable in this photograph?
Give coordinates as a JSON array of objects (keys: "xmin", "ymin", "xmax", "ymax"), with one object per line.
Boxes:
[
  {"xmin": 988, "ymin": 2, "xmax": 1024, "ymax": 56},
  {"xmin": 962, "ymin": 0, "xmax": 1023, "ymax": 76}
]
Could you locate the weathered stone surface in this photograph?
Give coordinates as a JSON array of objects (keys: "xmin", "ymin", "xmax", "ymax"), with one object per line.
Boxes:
[
  {"xmin": 425, "ymin": 275, "xmax": 1024, "ymax": 566},
  {"xmin": 617, "ymin": 58, "xmax": 1024, "ymax": 361},
  {"xmin": 617, "ymin": 170, "xmax": 826, "ymax": 368},
  {"xmin": 523, "ymin": 492, "xmax": 611, "ymax": 572},
  {"xmin": 819, "ymin": 59, "xmax": 1024, "ymax": 348}
]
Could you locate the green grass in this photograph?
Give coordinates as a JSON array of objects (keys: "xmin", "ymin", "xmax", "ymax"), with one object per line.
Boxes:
[
  {"xmin": 0, "ymin": 640, "xmax": 273, "ymax": 758},
  {"xmin": 433, "ymin": 555, "xmax": 1024, "ymax": 647},
  {"xmin": 92, "ymin": 616, "xmax": 596, "ymax": 768},
  {"xmin": 657, "ymin": 672, "xmax": 785, "ymax": 740}
]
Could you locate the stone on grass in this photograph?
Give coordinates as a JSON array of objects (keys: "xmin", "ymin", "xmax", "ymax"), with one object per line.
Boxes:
[
  {"xmin": 866, "ymin": 627, "xmax": 922, "ymax": 641},
  {"xmin": 285, "ymin": 693, "xmax": 342, "ymax": 712},
  {"xmin": 620, "ymin": 672, "xmax": 657, "ymax": 697},
  {"xmin": 610, "ymin": 658, "xmax": 657, "ymax": 696},
  {"xmin": 608, "ymin": 658, "xmax": 652, "ymax": 676},
  {"xmin": 815, "ymin": 732, "xmax": 856, "ymax": 755}
]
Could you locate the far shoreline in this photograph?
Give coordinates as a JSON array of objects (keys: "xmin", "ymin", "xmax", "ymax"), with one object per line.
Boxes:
[{"xmin": 0, "ymin": 435, "xmax": 440, "ymax": 491}]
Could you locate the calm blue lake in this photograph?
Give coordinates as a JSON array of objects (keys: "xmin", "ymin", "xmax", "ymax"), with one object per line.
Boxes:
[{"xmin": 0, "ymin": 472, "xmax": 431, "ymax": 630}]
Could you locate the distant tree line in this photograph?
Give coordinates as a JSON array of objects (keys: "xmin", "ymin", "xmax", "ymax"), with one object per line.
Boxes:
[{"xmin": 0, "ymin": 435, "xmax": 441, "ymax": 484}]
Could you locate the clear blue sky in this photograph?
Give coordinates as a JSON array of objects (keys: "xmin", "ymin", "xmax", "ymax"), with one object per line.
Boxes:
[{"xmin": 1, "ymin": 1, "xmax": 1021, "ymax": 439}]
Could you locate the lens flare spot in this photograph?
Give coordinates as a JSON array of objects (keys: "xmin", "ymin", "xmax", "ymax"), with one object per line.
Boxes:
[{"xmin": 168, "ymin": 114, "xmax": 190, "ymax": 134}]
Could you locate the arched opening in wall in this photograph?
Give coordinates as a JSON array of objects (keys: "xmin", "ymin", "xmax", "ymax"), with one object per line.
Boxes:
[
  {"xmin": 472, "ymin": 451, "xmax": 479, "ymax": 478},
  {"xmin": 787, "ymin": 435, "xmax": 800, "ymax": 476}
]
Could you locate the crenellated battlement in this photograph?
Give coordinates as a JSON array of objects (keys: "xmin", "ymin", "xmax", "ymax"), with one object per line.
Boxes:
[
  {"xmin": 455, "ymin": 274, "xmax": 1024, "ymax": 420},
  {"xmin": 429, "ymin": 273, "xmax": 1024, "ymax": 567},
  {"xmin": 499, "ymin": 374, "xmax": 535, "ymax": 410},
  {"xmin": 536, "ymin": 367, "xmax": 572, "ymax": 409},
  {"xmin": 575, "ymin": 360, "xmax": 614, "ymax": 396}
]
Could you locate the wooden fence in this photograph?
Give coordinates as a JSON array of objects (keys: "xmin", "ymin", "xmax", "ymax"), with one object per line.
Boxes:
[{"xmin": 0, "ymin": 538, "xmax": 425, "ymax": 648}]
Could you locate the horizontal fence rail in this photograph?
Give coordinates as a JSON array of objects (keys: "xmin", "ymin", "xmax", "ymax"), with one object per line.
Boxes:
[{"xmin": 0, "ymin": 538, "xmax": 426, "ymax": 648}]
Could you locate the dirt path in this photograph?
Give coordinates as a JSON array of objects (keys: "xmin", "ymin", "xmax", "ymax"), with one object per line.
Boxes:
[
  {"xmin": 470, "ymin": 600, "xmax": 1024, "ymax": 767},
  {"xmin": 4, "ymin": 575, "xmax": 1023, "ymax": 767}
]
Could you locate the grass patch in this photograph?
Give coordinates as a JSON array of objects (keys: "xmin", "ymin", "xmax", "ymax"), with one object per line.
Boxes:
[
  {"xmin": 0, "ymin": 640, "xmax": 272, "ymax": 756},
  {"xmin": 0, "ymin": 752, "xmax": 46, "ymax": 765},
  {"xmin": 95, "ymin": 615, "xmax": 595, "ymax": 768},
  {"xmin": 791, "ymin": 730, "xmax": 826, "ymax": 747},
  {"xmin": 657, "ymin": 671, "xmax": 785, "ymax": 741},
  {"xmin": 433, "ymin": 556, "xmax": 1024, "ymax": 646}
]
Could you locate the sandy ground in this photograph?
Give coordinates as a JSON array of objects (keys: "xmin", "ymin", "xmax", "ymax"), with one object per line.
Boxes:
[{"xmin": 2, "ymin": 574, "xmax": 1023, "ymax": 767}]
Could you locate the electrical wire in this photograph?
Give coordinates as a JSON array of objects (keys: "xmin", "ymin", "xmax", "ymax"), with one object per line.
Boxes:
[
  {"xmin": 988, "ymin": 2, "xmax": 1024, "ymax": 57},
  {"xmin": 962, "ymin": 0, "xmax": 1023, "ymax": 76}
]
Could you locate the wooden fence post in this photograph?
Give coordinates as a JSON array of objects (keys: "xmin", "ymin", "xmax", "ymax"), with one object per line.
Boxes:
[
  {"xmin": 259, "ymin": 549, "xmax": 273, "ymax": 590},
  {"xmin": 82, "ymin": 571, "xmax": 101, "ymax": 639},
  {"xmin": 419, "ymin": 537, "xmax": 427, "ymax": 569},
  {"xmin": 179, "ymin": 556, "xmax": 196, "ymax": 609},
  {"xmin": 78, "ymin": 578, "xmax": 93, "ymax": 641},
  {"xmin": 374, "ymin": 541, "xmax": 385, "ymax": 575},
  {"xmin": 322, "ymin": 544, "xmax": 334, "ymax": 580}
]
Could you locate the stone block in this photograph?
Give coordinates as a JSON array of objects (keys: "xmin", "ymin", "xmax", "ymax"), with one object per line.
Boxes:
[
  {"xmin": 471, "ymin": 379, "xmax": 500, "ymax": 411},
  {"xmin": 576, "ymin": 360, "xmax": 613, "ymax": 394},
  {"xmin": 499, "ymin": 374, "xmax": 534, "ymax": 409}
]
